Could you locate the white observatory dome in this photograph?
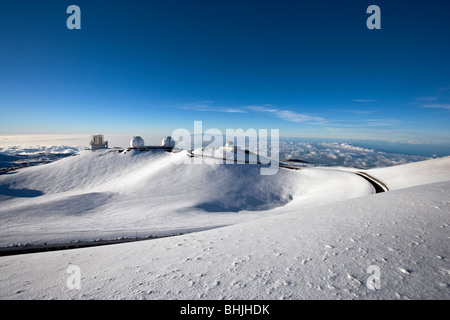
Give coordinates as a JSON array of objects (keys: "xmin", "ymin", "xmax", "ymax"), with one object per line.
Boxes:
[
  {"xmin": 161, "ymin": 136, "xmax": 175, "ymax": 148},
  {"xmin": 225, "ymin": 140, "xmax": 234, "ymax": 147},
  {"xmin": 130, "ymin": 136, "xmax": 145, "ymax": 148}
]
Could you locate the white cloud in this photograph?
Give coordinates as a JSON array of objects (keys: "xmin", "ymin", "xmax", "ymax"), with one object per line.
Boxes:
[
  {"xmin": 326, "ymin": 118, "xmax": 400, "ymax": 128},
  {"xmin": 414, "ymin": 97, "xmax": 437, "ymax": 102},
  {"xmin": 352, "ymin": 99, "xmax": 378, "ymax": 103},
  {"xmin": 422, "ymin": 104, "xmax": 450, "ymax": 110},
  {"xmin": 0, "ymin": 145, "xmax": 82, "ymax": 155},
  {"xmin": 327, "ymin": 153, "xmax": 338, "ymax": 160},
  {"xmin": 363, "ymin": 119, "xmax": 400, "ymax": 127},
  {"xmin": 341, "ymin": 109, "xmax": 376, "ymax": 115},
  {"xmin": 277, "ymin": 141, "xmax": 429, "ymax": 169},
  {"xmin": 181, "ymin": 102, "xmax": 247, "ymax": 113},
  {"xmin": 246, "ymin": 105, "xmax": 325, "ymax": 123},
  {"xmin": 220, "ymin": 108, "xmax": 248, "ymax": 113}
]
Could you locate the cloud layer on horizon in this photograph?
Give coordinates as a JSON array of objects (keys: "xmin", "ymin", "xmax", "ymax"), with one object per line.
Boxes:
[
  {"xmin": 278, "ymin": 141, "xmax": 429, "ymax": 168},
  {"xmin": 0, "ymin": 140, "xmax": 431, "ymax": 171}
]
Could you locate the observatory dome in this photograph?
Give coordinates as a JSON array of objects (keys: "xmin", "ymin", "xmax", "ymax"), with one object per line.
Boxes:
[
  {"xmin": 130, "ymin": 136, "xmax": 145, "ymax": 148},
  {"xmin": 161, "ymin": 136, "xmax": 175, "ymax": 148}
]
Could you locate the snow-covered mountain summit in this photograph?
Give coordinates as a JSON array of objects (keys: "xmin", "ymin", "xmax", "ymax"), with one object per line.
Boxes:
[
  {"xmin": 0, "ymin": 148, "xmax": 374, "ymax": 246},
  {"xmin": 0, "ymin": 150, "xmax": 449, "ymax": 300}
]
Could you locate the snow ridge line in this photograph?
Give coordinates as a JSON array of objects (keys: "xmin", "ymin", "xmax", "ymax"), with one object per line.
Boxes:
[
  {"xmin": 187, "ymin": 150, "xmax": 300, "ymax": 169},
  {"xmin": 187, "ymin": 150, "xmax": 389, "ymax": 193},
  {"xmin": 354, "ymin": 172, "xmax": 389, "ymax": 193},
  {"xmin": 0, "ymin": 236, "xmax": 156, "ymax": 257},
  {"xmin": 0, "ymin": 225, "xmax": 229, "ymax": 257}
]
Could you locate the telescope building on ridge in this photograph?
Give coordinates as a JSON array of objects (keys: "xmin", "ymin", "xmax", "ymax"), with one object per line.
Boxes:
[{"xmin": 90, "ymin": 134, "xmax": 108, "ymax": 150}]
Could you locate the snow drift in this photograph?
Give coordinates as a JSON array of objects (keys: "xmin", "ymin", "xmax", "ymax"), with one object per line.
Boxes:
[
  {"xmin": 0, "ymin": 155, "xmax": 449, "ymax": 300},
  {"xmin": 0, "ymin": 149, "xmax": 374, "ymax": 246}
]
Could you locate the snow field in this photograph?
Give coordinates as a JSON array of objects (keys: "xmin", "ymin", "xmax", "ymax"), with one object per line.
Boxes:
[
  {"xmin": 0, "ymin": 149, "xmax": 373, "ymax": 246},
  {"xmin": 0, "ymin": 151, "xmax": 449, "ymax": 299}
]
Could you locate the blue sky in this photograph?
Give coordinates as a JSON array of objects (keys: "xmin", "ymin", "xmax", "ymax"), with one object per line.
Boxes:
[{"xmin": 1, "ymin": 0, "xmax": 450, "ymax": 144}]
